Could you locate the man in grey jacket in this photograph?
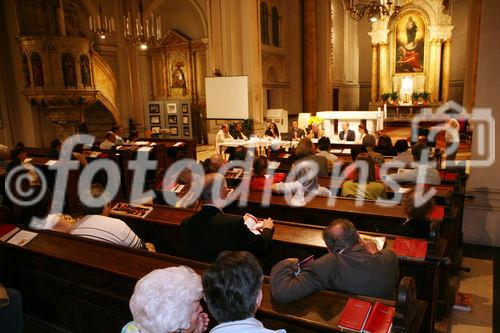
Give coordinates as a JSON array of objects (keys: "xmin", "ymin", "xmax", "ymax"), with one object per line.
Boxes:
[{"xmin": 270, "ymin": 219, "xmax": 399, "ymax": 303}]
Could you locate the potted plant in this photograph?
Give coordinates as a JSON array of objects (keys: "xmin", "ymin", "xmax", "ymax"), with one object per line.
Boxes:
[
  {"xmin": 390, "ymin": 92, "xmax": 399, "ymax": 105},
  {"xmin": 381, "ymin": 93, "xmax": 391, "ymax": 104},
  {"xmin": 412, "ymin": 92, "xmax": 420, "ymax": 106},
  {"xmin": 421, "ymin": 91, "xmax": 430, "ymax": 106}
]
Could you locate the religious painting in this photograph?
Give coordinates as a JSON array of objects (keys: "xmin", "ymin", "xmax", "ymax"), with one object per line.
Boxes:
[
  {"xmin": 31, "ymin": 52, "xmax": 44, "ymax": 88},
  {"xmin": 149, "ymin": 104, "xmax": 160, "ymax": 113},
  {"xmin": 182, "ymin": 115, "xmax": 189, "ymax": 125},
  {"xmin": 181, "ymin": 103, "xmax": 189, "ymax": 113},
  {"xmin": 150, "ymin": 115, "xmax": 161, "ymax": 125},
  {"xmin": 167, "ymin": 103, "xmax": 177, "ymax": 114},
  {"xmin": 61, "ymin": 53, "xmax": 77, "ymax": 87},
  {"xmin": 80, "ymin": 55, "xmax": 91, "ymax": 86},
  {"xmin": 395, "ymin": 13, "xmax": 425, "ymax": 73},
  {"xmin": 169, "ymin": 126, "xmax": 178, "ymax": 136},
  {"xmin": 168, "ymin": 115, "xmax": 178, "ymax": 125},
  {"xmin": 22, "ymin": 54, "xmax": 31, "ymax": 88},
  {"xmin": 171, "ymin": 61, "xmax": 187, "ymax": 88},
  {"xmin": 183, "ymin": 126, "xmax": 190, "ymax": 137}
]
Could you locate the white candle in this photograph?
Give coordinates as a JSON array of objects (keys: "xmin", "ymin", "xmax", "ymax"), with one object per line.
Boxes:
[
  {"xmin": 145, "ymin": 19, "xmax": 149, "ymax": 38},
  {"xmin": 89, "ymin": 16, "xmax": 93, "ymax": 31},
  {"xmin": 111, "ymin": 17, "xmax": 115, "ymax": 32},
  {"xmin": 97, "ymin": 15, "xmax": 101, "ymax": 30},
  {"xmin": 384, "ymin": 103, "xmax": 388, "ymax": 118}
]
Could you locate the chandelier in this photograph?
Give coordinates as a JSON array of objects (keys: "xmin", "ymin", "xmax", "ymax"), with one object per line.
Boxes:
[
  {"xmin": 344, "ymin": 0, "xmax": 404, "ymax": 22},
  {"xmin": 89, "ymin": 5, "xmax": 116, "ymax": 40},
  {"xmin": 123, "ymin": 1, "xmax": 162, "ymax": 50}
]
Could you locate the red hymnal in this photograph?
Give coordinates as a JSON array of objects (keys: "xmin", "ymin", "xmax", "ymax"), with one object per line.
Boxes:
[
  {"xmin": 392, "ymin": 237, "xmax": 413, "ymax": 258},
  {"xmin": 393, "ymin": 238, "xmax": 428, "ymax": 261},
  {"xmin": 0, "ymin": 224, "xmax": 20, "ymax": 242},
  {"xmin": 338, "ymin": 298, "xmax": 372, "ymax": 331},
  {"xmin": 430, "ymin": 206, "xmax": 445, "ymax": 221},
  {"xmin": 408, "ymin": 239, "xmax": 428, "ymax": 261},
  {"xmin": 363, "ymin": 302, "xmax": 395, "ymax": 333}
]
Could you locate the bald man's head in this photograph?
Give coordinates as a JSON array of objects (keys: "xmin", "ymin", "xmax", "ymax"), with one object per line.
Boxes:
[{"xmin": 322, "ymin": 219, "xmax": 359, "ymax": 253}]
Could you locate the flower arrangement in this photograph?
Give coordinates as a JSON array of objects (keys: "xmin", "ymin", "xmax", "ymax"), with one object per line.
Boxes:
[{"xmin": 307, "ymin": 115, "xmax": 323, "ymax": 126}]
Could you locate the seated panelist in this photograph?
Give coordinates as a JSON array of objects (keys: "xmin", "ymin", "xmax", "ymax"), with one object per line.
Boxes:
[
  {"xmin": 338, "ymin": 122, "xmax": 356, "ymax": 142},
  {"xmin": 290, "ymin": 121, "xmax": 305, "ymax": 140}
]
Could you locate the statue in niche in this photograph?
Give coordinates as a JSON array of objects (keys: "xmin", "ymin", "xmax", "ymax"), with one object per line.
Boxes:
[
  {"xmin": 22, "ymin": 54, "xmax": 31, "ymax": 88},
  {"xmin": 62, "ymin": 53, "xmax": 77, "ymax": 87},
  {"xmin": 31, "ymin": 52, "xmax": 44, "ymax": 87},
  {"xmin": 171, "ymin": 62, "xmax": 187, "ymax": 88},
  {"xmin": 396, "ymin": 13, "xmax": 425, "ymax": 73},
  {"xmin": 80, "ymin": 55, "xmax": 91, "ymax": 86}
]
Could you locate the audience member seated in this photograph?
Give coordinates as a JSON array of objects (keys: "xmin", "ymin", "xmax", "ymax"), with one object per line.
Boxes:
[
  {"xmin": 112, "ymin": 125, "xmax": 125, "ymax": 145},
  {"xmin": 292, "ymin": 138, "xmax": 328, "ymax": 177},
  {"xmin": 374, "ymin": 135, "xmax": 397, "ymax": 156},
  {"xmin": 203, "ymin": 251, "xmax": 285, "ymax": 333},
  {"xmin": 387, "ymin": 143, "xmax": 441, "ymax": 185},
  {"xmin": 42, "ymin": 184, "xmax": 154, "ymax": 251},
  {"xmin": 0, "ymin": 144, "xmax": 9, "ymax": 168},
  {"xmin": 270, "ymin": 219, "xmax": 399, "ymax": 303},
  {"xmin": 307, "ymin": 122, "xmax": 324, "ymax": 139},
  {"xmin": 316, "ymin": 137, "xmax": 343, "ymax": 173},
  {"xmin": 202, "ymin": 154, "xmax": 224, "ymax": 174},
  {"xmin": 264, "ymin": 122, "xmax": 280, "ymax": 139},
  {"xmin": 126, "ymin": 131, "xmax": 139, "ymax": 144},
  {"xmin": 99, "ymin": 132, "xmax": 116, "ymax": 150},
  {"xmin": 290, "ymin": 120, "xmax": 305, "ymax": 140},
  {"xmin": 6, "ymin": 147, "xmax": 40, "ymax": 185},
  {"xmin": 338, "ymin": 122, "xmax": 355, "ymax": 141},
  {"xmin": 250, "ymin": 156, "xmax": 286, "ymax": 191},
  {"xmin": 46, "ymin": 139, "xmax": 61, "ymax": 159},
  {"xmin": 395, "ymin": 190, "xmax": 435, "ymax": 238},
  {"xmin": 0, "ymin": 284, "xmax": 23, "ymax": 333},
  {"xmin": 362, "ymin": 134, "xmax": 384, "ymax": 166},
  {"xmin": 341, "ymin": 153, "xmax": 387, "ymax": 200},
  {"xmin": 71, "ymin": 143, "xmax": 89, "ymax": 167},
  {"xmin": 229, "ymin": 145, "xmax": 248, "ymax": 161},
  {"xmin": 215, "ymin": 125, "xmax": 234, "ymax": 155},
  {"xmin": 272, "ymin": 159, "xmax": 331, "ymax": 200},
  {"xmin": 230, "ymin": 121, "xmax": 248, "ymax": 140},
  {"xmin": 392, "ymin": 139, "xmax": 414, "ymax": 168},
  {"xmin": 357, "ymin": 124, "xmax": 368, "ymax": 142},
  {"xmin": 181, "ymin": 174, "xmax": 274, "ymax": 262},
  {"xmin": 122, "ymin": 266, "xmax": 209, "ymax": 333}
]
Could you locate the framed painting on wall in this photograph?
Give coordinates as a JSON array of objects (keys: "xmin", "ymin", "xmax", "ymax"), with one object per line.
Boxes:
[
  {"xmin": 182, "ymin": 115, "xmax": 189, "ymax": 125},
  {"xmin": 150, "ymin": 115, "xmax": 161, "ymax": 124},
  {"xmin": 151, "ymin": 126, "xmax": 161, "ymax": 133},
  {"xmin": 169, "ymin": 126, "xmax": 179, "ymax": 136},
  {"xmin": 183, "ymin": 126, "xmax": 190, "ymax": 136},
  {"xmin": 181, "ymin": 103, "xmax": 189, "ymax": 113},
  {"xmin": 167, "ymin": 103, "xmax": 177, "ymax": 114},
  {"xmin": 149, "ymin": 104, "xmax": 160, "ymax": 113},
  {"xmin": 395, "ymin": 13, "xmax": 425, "ymax": 74},
  {"xmin": 168, "ymin": 115, "xmax": 178, "ymax": 125}
]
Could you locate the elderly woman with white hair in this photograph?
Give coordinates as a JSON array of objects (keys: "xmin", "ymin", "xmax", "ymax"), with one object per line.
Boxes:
[{"xmin": 122, "ymin": 266, "xmax": 209, "ymax": 333}]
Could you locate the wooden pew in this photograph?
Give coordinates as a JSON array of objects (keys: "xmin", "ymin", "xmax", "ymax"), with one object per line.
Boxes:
[
  {"xmin": 108, "ymin": 203, "xmax": 446, "ymax": 333},
  {"xmin": 0, "ymin": 230, "xmax": 426, "ymax": 333}
]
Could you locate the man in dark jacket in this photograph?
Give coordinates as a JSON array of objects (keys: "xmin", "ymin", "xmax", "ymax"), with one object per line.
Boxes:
[
  {"xmin": 270, "ymin": 219, "xmax": 399, "ymax": 303},
  {"xmin": 181, "ymin": 174, "xmax": 274, "ymax": 262},
  {"xmin": 339, "ymin": 122, "xmax": 356, "ymax": 141}
]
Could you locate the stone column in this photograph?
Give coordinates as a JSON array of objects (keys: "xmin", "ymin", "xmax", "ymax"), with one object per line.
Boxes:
[
  {"xmin": 441, "ymin": 39, "xmax": 452, "ymax": 101},
  {"xmin": 303, "ymin": 0, "xmax": 317, "ymax": 115},
  {"xmin": 55, "ymin": 0, "xmax": 67, "ymax": 36},
  {"xmin": 371, "ymin": 44, "xmax": 379, "ymax": 102},
  {"xmin": 379, "ymin": 42, "xmax": 389, "ymax": 97},
  {"xmin": 427, "ymin": 39, "xmax": 442, "ymax": 102}
]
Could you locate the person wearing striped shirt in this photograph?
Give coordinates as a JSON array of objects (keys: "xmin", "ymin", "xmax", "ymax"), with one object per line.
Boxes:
[{"xmin": 43, "ymin": 184, "xmax": 154, "ymax": 251}]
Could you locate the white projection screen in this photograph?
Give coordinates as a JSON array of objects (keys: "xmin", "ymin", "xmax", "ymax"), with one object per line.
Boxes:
[{"xmin": 205, "ymin": 76, "xmax": 249, "ymax": 119}]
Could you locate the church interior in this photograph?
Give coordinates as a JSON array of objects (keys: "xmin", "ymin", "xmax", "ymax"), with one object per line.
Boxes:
[{"xmin": 0, "ymin": 0, "xmax": 499, "ymax": 332}]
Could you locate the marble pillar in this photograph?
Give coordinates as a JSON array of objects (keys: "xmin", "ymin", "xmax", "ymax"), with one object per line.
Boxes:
[
  {"xmin": 428, "ymin": 39, "xmax": 443, "ymax": 102},
  {"xmin": 379, "ymin": 43, "xmax": 389, "ymax": 96},
  {"xmin": 303, "ymin": 0, "xmax": 317, "ymax": 115},
  {"xmin": 441, "ymin": 39, "xmax": 452, "ymax": 101}
]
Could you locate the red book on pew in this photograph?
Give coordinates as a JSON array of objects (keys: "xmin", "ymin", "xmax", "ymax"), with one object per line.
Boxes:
[
  {"xmin": 392, "ymin": 237, "xmax": 413, "ymax": 259},
  {"xmin": 439, "ymin": 171, "xmax": 458, "ymax": 181},
  {"xmin": 338, "ymin": 298, "xmax": 372, "ymax": 332},
  {"xmin": 430, "ymin": 206, "xmax": 445, "ymax": 221},
  {"xmin": 363, "ymin": 302, "xmax": 395, "ymax": 333},
  {"xmin": 0, "ymin": 224, "xmax": 20, "ymax": 242},
  {"xmin": 408, "ymin": 239, "xmax": 428, "ymax": 261}
]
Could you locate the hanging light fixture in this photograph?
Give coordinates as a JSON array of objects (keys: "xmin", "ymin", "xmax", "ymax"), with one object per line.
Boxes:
[
  {"xmin": 343, "ymin": 0, "xmax": 404, "ymax": 22},
  {"xmin": 89, "ymin": 5, "xmax": 115, "ymax": 40},
  {"xmin": 123, "ymin": 0, "xmax": 162, "ymax": 50}
]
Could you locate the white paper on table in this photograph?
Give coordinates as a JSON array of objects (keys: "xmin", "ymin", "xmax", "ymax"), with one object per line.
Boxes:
[
  {"xmin": 45, "ymin": 160, "xmax": 57, "ymax": 166},
  {"xmin": 90, "ymin": 152, "xmax": 101, "ymax": 158},
  {"xmin": 398, "ymin": 187, "xmax": 411, "ymax": 194},
  {"xmin": 173, "ymin": 142, "xmax": 183, "ymax": 147},
  {"xmin": 360, "ymin": 234, "xmax": 386, "ymax": 251},
  {"xmin": 342, "ymin": 148, "xmax": 351, "ymax": 154},
  {"xmin": 268, "ymin": 161, "xmax": 281, "ymax": 169},
  {"xmin": 138, "ymin": 147, "xmax": 153, "ymax": 152},
  {"xmin": 7, "ymin": 230, "xmax": 38, "ymax": 247}
]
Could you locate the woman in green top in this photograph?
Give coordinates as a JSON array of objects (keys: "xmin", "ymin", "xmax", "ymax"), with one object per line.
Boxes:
[{"xmin": 341, "ymin": 153, "xmax": 387, "ymax": 200}]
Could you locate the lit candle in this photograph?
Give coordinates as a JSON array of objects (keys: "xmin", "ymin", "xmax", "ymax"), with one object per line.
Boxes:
[
  {"xmin": 111, "ymin": 17, "xmax": 115, "ymax": 32},
  {"xmin": 158, "ymin": 17, "xmax": 161, "ymax": 39},
  {"xmin": 89, "ymin": 16, "xmax": 93, "ymax": 31},
  {"xmin": 384, "ymin": 103, "xmax": 387, "ymax": 118},
  {"xmin": 97, "ymin": 15, "xmax": 101, "ymax": 30},
  {"xmin": 145, "ymin": 18, "xmax": 149, "ymax": 38},
  {"xmin": 136, "ymin": 18, "xmax": 139, "ymax": 37}
]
